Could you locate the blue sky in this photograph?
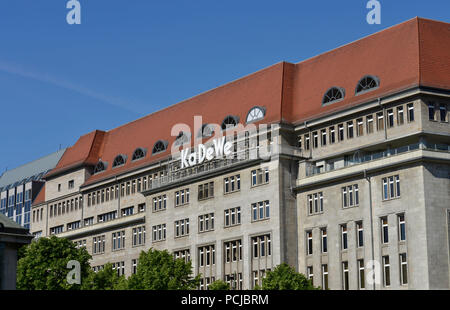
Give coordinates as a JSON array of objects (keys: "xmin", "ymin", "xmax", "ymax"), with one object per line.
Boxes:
[{"xmin": 0, "ymin": 0, "xmax": 448, "ymax": 171}]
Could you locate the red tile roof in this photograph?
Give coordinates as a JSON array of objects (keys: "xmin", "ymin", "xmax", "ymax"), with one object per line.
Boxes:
[
  {"xmin": 32, "ymin": 184, "xmax": 46, "ymax": 206},
  {"xmin": 44, "ymin": 17, "xmax": 449, "ymax": 188}
]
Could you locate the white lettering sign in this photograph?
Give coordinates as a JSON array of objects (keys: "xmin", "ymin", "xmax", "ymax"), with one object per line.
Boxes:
[{"xmin": 180, "ymin": 137, "xmax": 233, "ymax": 169}]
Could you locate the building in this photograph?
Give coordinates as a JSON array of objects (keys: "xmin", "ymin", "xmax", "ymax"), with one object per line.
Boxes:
[
  {"xmin": 0, "ymin": 213, "xmax": 33, "ymax": 289},
  {"xmin": 30, "ymin": 17, "xmax": 450, "ymax": 290},
  {"xmin": 0, "ymin": 149, "xmax": 66, "ymax": 230}
]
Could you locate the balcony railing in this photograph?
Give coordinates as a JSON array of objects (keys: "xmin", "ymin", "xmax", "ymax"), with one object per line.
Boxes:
[{"xmin": 306, "ymin": 142, "xmax": 450, "ymax": 177}]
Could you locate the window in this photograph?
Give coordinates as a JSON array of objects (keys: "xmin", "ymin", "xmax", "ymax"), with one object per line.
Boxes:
[
  {"xmin": 58, "ymin": 184, "xmax": 61, "ymax": 192},
  {"xmin": 347, "ymin": 121, "xmax": 354, "ymax": 139},
  {"xmin": 440, "ymin": 104, "xmax": 447, "ymax": 122},
  {"xmin": 94, "ymin": 161, "xmax": 106, "ymax": 174},
  {"xmin": 251, "ymin": 168, "xmax": 269, "ymax": 187},
  {"xmin": 112, "ymin": 230, "xmax": 125, "ymax": 251},
  {"xmin": 67, "ymin": 221, "xmax": 80, "ymax": 231},
  {"xmin": 98, "ymin": 211, "xmax": 117, "ymax": 223},
  {"xmin": 307, "ymin": 266, "xmax": 314, "ymax": 285},
  {"xmin": 398, "ymin": 214, "xmax": 406, "ymax": 241},
  {"xmin": 321, "ymin": 228, "xmax": 327, "ymax": 253},
  {"xmin": 132, "ymin": 148, "xmax": 146, "ymax": 161},
  {"xmin": 174, "ymin": 249, "xmax": 191, "ymax": 263},
  {"xmin": 338, "ymin": 124, "xmax": 344, "ymax": 141},
  {"xmin": 152, "ymin": 140, "xmax": 168, "ymax": 154},
  {"xmin": 121, "ymin": 206, "xmax": 134, "ymax": 217},
  {"xmin": 198, "ymin": 213, "xmax": 214, "ymax": 233},
  {"xmin": 383, "ymin": 256, "xmax": 391, "ymax": 287},
  {"xmin": 152, "ymin": 195, "xmax": 167, "ymax": 212},
  {"xmin": 428, "ymin": 104, "xmax": 435, "ymax": 121},
  {"xmin": 132, "ymin": 226, "xmax": 146, "ymax": 246},
  {"xmin": 198, "ymin": 182, "xmax": 214, "ymax": 200},
  {"xmin": 366, "ymin": 115, "xmax": 374, "ymax": 134},
  {"xmin": 152, "ymin": 224, "xmax": 166, "ymax": 242},
  {"xmin": 251, "ymin": 234, "xmax": 271, "ymax": 258},
  {"xmin": 355, "ymin": 75, "xmax": 379, "ymax": 94},
  {"xmin": 198, "ymin": 124, "xmax": 215, "ymax": 138},
  {"xmin": 175, "ymin": 189, "xmax": 190, "ymax": 207},
  {"xmin": 307, "ymin": 192, "xmax": 323, "ymax": 215},
  {"xmin": 342, "ymin": 184, "xmax": 359, "ymax": 208},
  {"xmin": 342, "ymin": 261, "xmax": 349, "ymax": 290},
  {"xmin": 112, "ymin": 262, "xmax": 125, "ymax": 276},
  {"xmin": 400, "ymin": 253, "xmax": 408, "ymax": 285},
  {"xmin": 68, "ymin": 180, "xmax": 74, "ymax": 189},
  {"xmin": 376, "ymin": 112, "xmax": 384, "ymax": 131},
  {"xmin": 198, "ymin": 245, "xmax": 215, "ymax": 267},
  {"xmin": 224, "ymin": 175, "xmax": 240, "ymax": 194},
  {"xmin": 356, "ymin": 118, "xmax": 364, "ymax": 136},
  {"xmin": 329, "ymin": 126, "xmax": 335, "ymax": 144},
  {"xmin": 358, "ymin": 259, "xmax": 365, "ymax": 289},
  {"xmin": 306, "ymin": 231, "xmax": 313, "ymax": 255},
  {"xmin": 397, "ymin": 106, "xmax": 404, "ymax": 125},
  {"xmin": 224, "ymin": 240, "xmax": 242, "ymax": 263},
  {"xmin": 175, "ymin": 218, "xmax": 190, "ymax": 238},
  {"xmin": 224, "ymin": 207, "xmax": 241, "ymax": 227},
  {"xmin": 357, "ymin": 221, "xmax": 364, "ymax": 247},
  {"xmin": 320, "ymin": 129, "xmax": 327, "ymax": 146},
  {"xmin": 221, "ymin": 115, "xmax": 239, "ymax": 130},
  {"xmin": 323, "ymin": 87, "xmax": 345, "ymax": 105},
  {"xmin": 251, "ymin": 200, "xmax": 270, "ymax": 221},
  {"xmin": 305, "ymin": 134, "xmax": 310, "ymax": 150},
  {"xmin": 50, "ymin": 225, "xmax": 64, "ymax": 235},
  {"xmin": 246, "ymin": 106, "xmax": 265, "ymax": 123},
  {"xmin": 382, "ymin": 175, "xmax": 400, "ymax": 200},
  {"xmin": 381, "ymin": 217, "xmax": 389, "ymax": 244},
  {"xmin": 387, "ymin": 109, "xmax": 394, "ymax": 128},
  {"xmin": 84, "ymin": 217, "xmax": 93, "ymax": 226},
  {"xmin": 341, "ymin": 224, "xmax": 348, "ymax": 250},
  {"xmin": 174, "ymin": 131, "xmax": 190, "ymax": 146},
  {"xmin": 407, "ymin": 103, "xmax": 414, "ymax": 122},
  {"xmin": 312, "ymin": 131, "xmax": 318, "ymax": 148},
  {"xmin": 132, "ymin": 259, "xmax": 138, "ymax": 274},
  {"xmin": 92, "ymin": 235, "xmax": 105, "ymax": 254},
  {"xmin": 322, "ymin": 265, "xmax": 329, "ymax": 290},
  {"xmin": 112, "ymin": 155, "xmax": 126, "ymax": 168}
]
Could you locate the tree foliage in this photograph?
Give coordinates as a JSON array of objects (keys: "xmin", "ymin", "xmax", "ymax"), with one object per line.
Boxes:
[
  {"xmin": 82, "ymin": 263, "xmax": 127, "ymax": 290},
  {"xmin": 259, "ymin": 263, "xmax": 319, "ymax": 290},
  {"xmin": 208, "ymin": 279, "xmax": 230, "ymax": 290},
  {"xmin": 127, "ymin": 248, "xmax": 200, "ymax": 290},
  {"xmin": 16, "ymin": 236, "xmax": 92, "ymax": 290}
]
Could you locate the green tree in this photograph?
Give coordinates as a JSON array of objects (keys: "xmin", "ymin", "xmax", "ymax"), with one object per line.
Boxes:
[
  {"xmin": 83, "ymin": 263, "xmax": 127, "ymax": 290},
  {"xmin": 259, "ymin": 263, "xmax": 319, "ymax": 290},
  {"xmin": 127, "ymin": 248, "xmax": 200, "ymax": 290},
  {"xmin": 17, "ymin": 236, "xmax": 92, "ymax": 290},
  {"xmin": 208, "ymin": 280, "xmax": 230, "ymax": 290}
]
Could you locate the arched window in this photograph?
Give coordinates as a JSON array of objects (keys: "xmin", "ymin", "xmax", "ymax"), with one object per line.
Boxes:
[
  {"xmin": 112, "ymin": 155, "xmax": 126, "ymax": 168},
  {"xmin": 174, "ymin": 131, "xmax": 190, "ymax": 146},
  {"xmin": 322, "ymin": 87, "xmax": 345, "ymax": 105},
  {"xmin": 221, "ymin": 115, "xmax": 239, "ymax": 130},
  {"xmin": 198, "ymin": 124, "xmax": 215, "ymax": 138},
  {"xmin": 94, "ymin": 161, "xmax": 107, "ymax": 173},
  {"xmin": 355, "ymin": 75, "xmax": 379, "ymax": 94},
  {"xmin": 246, "ymin": 106, "xmax": 265, "ymax": 124},
  {"xmin": 132, "ymin": 148, "xmax": 146, "ymax": 161},
  {"xmin": 152, "ymin": 140, "xmax": 168, "ymax": 154}
]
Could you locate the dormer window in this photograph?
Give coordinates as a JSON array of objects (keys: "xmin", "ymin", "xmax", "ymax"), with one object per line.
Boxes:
[
  {"xmin": 94, "ymin": 161, "xmax": 107, "ymax": 174},
  {"xmin": 221, "ymin": 115, "xmax": 239, "ymax": 130},
  {"xmin": 174, "ymin": 131, "xmax": 190, "ymax": 146},
  {"xmin": 322, "ymin": 87, "xmax": 345, "ymax": 106},
  {"xmin": 152, "ymin": 140, "xmax": 168, "ymax": 155},
  {"xmin": 355, "ymin": 75, "xmax": 379, "ymax": 95},
  {"xmin": 112, "ymin": 155, "xmax": 126, "ymax": 168},
  {"xmin": 198, "ymin": 124, "xmax": 215, "ymax": 138},
  {"xmin": 246, "ymin": 106, "xmax": 265, "ymax": 124},
  {"xmin": 132, "ymin": 148, "xmax": 146, "ymax": 161}
]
